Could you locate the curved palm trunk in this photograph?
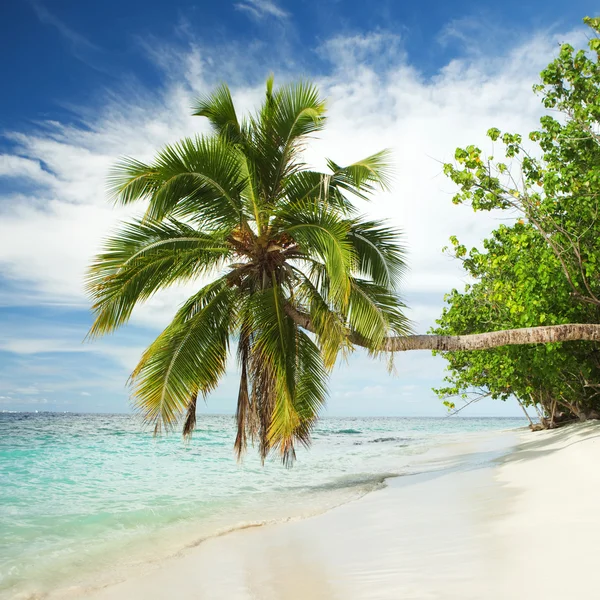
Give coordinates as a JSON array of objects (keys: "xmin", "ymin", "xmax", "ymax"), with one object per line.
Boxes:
[{"xmin": 284, "ymin": 305, "xmax": 600, "ymax": 351}]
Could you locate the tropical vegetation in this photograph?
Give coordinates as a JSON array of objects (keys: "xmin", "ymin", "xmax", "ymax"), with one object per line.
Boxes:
[{"xmin": 434, "ymin": 17, "xmax": 600, "ymax": 426}]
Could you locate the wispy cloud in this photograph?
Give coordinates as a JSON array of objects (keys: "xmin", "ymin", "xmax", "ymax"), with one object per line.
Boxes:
[
  {"xmin": 13, "ymin": 385, "xmax": 41, "ymax": 395},
  {"xmin": 29, "ymin": 1, "xmax": 105, "ymax": 70},
  {"xmin": 319, "ymin": 31, "xmax": 405, "ymax": 69},
  {"xmin": 0, "ymin": 155, "xmax": 56, "ymax": 186},
  {"xmin": 0, "ymin": 395, "xmax": 50, "ymax": 406},
  {"xmin": 235, "ymin": 0, "xmax": 289, "ymax": 21},
  {"xmin": 437, "ymin": 14, "xmax": 585, "ymax": 58},
  {"xmin": 31, "ymin": 1, "xmax": 97, "ymax": 49},
  {"xmin": 0, "ymin": 335, "xmax": 146, "ymax": 371},
  {"xmin": 0, "ymin": 29, "xmax": 561, "ymax": 316}
]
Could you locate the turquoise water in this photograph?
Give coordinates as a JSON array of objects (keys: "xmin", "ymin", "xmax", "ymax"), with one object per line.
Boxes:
[{"xmin": 0, "ymin": 413, "xmax": 525, "ymax": 598}]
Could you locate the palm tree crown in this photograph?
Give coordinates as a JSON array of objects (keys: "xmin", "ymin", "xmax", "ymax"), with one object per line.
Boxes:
[{"xmin": 87, "ymin": 76, "xmax": 409, "ymax": 464}]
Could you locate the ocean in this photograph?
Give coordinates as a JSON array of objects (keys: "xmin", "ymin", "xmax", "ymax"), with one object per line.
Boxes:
[{"xmin": 0, "ymin": 413, "xmax": 525, "ymax": 598}]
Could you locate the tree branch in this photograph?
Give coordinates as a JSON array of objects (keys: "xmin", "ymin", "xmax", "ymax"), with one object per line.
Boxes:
[{"xmin": 284, "ymin": 304, "xmax": 600, "ymax": 351}]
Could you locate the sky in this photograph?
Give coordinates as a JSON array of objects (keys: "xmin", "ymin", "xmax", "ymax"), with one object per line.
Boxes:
[{"xmin": 0, "ymin": 0, "xmax": 596, "ymax": 417}]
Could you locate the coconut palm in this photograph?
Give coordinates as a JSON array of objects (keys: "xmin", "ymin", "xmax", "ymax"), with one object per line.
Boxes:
[{"xmin": 87, "ymin": 76, "xmax": 410, "ymax": 464}]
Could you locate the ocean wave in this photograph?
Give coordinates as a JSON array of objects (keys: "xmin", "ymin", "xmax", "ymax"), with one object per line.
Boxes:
[
  {"xmin": 327, "ymin": 428, "xmax": 363, "ymax": 435},
  {"xmin": 294, "ymin": 472, "xmax": 397, "ymax": 494},
  {"xmin": 180, "ymin": 473, "xmax": 397, "ymax": 552},
  {"xmin": 354, "ymin": 436, "xmax": 410, "ymax": 445}
]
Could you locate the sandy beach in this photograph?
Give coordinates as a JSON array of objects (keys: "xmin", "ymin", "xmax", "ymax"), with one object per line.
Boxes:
[{"xmin": 46, "ymin": 422, "xmax": 596, "ymax": 600}]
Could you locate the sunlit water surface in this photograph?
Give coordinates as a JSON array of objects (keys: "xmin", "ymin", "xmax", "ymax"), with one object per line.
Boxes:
[{"xmin": 0, "ymin": 413, "xmax": 526, "ymax": 598}]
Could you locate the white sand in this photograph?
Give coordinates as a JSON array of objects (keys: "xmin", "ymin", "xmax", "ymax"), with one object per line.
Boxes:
[{"xmin": 69, "ymin": 423, "xmax": 600, "ymax": 599}]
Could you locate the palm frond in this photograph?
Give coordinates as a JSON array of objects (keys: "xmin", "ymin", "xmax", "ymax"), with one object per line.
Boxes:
[
  {"xmin": 249, "ymin": 79, "xmax": 327, "ymax": 204},
  {"xmin": 149, "ymin": 136, "xmax": 247, "ymax": 225},
  {"xmin": 130, "ymin": 278, "xmax": 237, "ymax": 434},
  {"xmin": 347, "ymin": 278, "xmax": 412, "ymax": 351},
  {"xmin": 292, "ymin": 266, "xmax": 350, "ymax": 369},
  {"xmin": 326, "ymin": 149, "xmax": 394, "ymax": 194},
  {"xmin": 234, "ymin": 324, "xmax": 254, "ymax": 459},
  {"xmin": 182, "ymin": 391, "xmax": 198, "ymax": 438},
  {"xmin": 111, "ymin": 136, "xmax": 247, "ymax": 228},
  {"xmin": 278, "ymin": 200, "xmax": 355, "ymax": 308},
  {"xmin": 249, "ymin": 343, "xmax": 277, "ymax": 461},
  {"xmin": 238, "ymin": 151, "xmax": 265, "ymax": 234},
  {"xmin": 280, "ymin": 170, "xmax": 357, "ymax": 215},
  {"xmin": 271, "ymin": 80, "xmax": 326, "ymax": 148},
  {"xmin": 241, "ymin": 282, "xmax": 329, "ymax": 465},
  {"xmin": 192, "ymin": 83, "xmax": 244, "ymax": 144},
  {"xmin": 86, "ymin": 219, "xmax": 230, "ymax": 337},
  {"xmin": 245, "ymin": 284, "xmax": 300, "ymax": 464},
  {"xmin": 107, "ymin": 157, "xmax": 161, "ymax": 205},
  {"xmin": 284, "ymin": 329, "xmax": 328, "ymax": 451},
  {"xmin": 347, "ymin": 219, "xmax": 407, "ymax": 287}
]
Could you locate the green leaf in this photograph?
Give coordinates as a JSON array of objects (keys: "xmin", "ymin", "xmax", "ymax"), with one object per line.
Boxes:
[
  {"xmin": 86, "ymin": 219, "xmax": 231, "ymax": 337},
  {"xmin": 130, "ymin": 277, "xmax": 237, "ymax": 433}
]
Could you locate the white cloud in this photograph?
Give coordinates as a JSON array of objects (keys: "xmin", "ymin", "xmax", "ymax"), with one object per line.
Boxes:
[
  {"xmin": 13, "ymin": 386, "xmax": 40, "ymax": 395},
  {"xmin": 0, "ymin": 27, "xmax": 576, "ymax": 330},
  {"xmin": 234, "ymin": 0, "xmax": 289, "ymax": 21},
  {"xmin": 341, "ymin": 384, "xmax": 387, "ymax": 399},
  {"xmin": 30, "ymin": 1, "xmax": 99, "ymax": 53},
  {"xmin": 29, "ymin": 1, "xmax": 107, "ymax": 73},
  {"xmin": 2, "ymin": 396, "xmax": 51, "ymax": 406},
  {"xmin": 319, "ymin": 32, "xmax": 406, "ymax": 70},
  {"xmin": 0, "ymin": 155, "xmax": 56, "ymax": 186},
  {"xmin": 0, "ymin": 329, "xmax": 146, "ymax": 371},
  {"xmin": 0, "ymin": 338, "xmax": 82, "ymax": 354}
]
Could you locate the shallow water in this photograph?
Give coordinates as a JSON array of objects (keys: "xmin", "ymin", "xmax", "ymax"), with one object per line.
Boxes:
[{"xmin": 0, "ymin": 413, "xmax": 525, "ymax": 598}]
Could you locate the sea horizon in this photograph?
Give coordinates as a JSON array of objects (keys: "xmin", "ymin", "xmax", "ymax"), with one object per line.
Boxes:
[{"xmin": 0, "ymin": 410, "xmax": 524, "ymax": 418}]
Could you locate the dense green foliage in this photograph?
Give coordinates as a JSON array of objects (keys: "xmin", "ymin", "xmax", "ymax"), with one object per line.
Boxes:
[
  {"xmin": 435, "ymin": 18, "xmax": 600, "ymax": 424},
  {"xmin": 433, "ymin": 224, "xmax": 600, "ymax": 421},
  {"xmin": 87, "ymin": 77, "xmax": 409, "ymax": 463}
]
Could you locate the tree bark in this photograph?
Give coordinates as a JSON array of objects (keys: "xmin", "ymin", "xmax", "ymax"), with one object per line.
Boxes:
[
  {"xmin": 284, "ymin": 304, "xmax": 600, "ymax": 351},
  {"xmin": 517, "ymin": 398, "xmax": 535, "ymax": 427}
]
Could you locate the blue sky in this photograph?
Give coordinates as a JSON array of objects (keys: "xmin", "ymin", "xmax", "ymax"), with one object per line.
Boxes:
[{"xmin": 0, "ymin": 0, "xmax": 596, "ymax": 416}]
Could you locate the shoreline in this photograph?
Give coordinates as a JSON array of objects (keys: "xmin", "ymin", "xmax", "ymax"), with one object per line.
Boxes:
[
  {"xmin": 7, "ymin": 474, "xmax": 390, "ymax": 600},
  {"xmin": 55, "ymin": 422, "xmax": 599, "ymax": 600},
  {"xmin": 32, "ymin": 426, "xmax": 523, "ymax": 600},
  {"xmin": 3, "ymin": 418, "xmax": 526, "ymax": 600}
]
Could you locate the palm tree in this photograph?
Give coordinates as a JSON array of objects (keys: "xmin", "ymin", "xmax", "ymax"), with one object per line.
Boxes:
[
  {"xmin": 87, "ymin": 76, "xmax": 410, "ymax": 463},
  {"xmin": 88, "ymin": 76, "xmax": 600, "ymax": 462}
]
